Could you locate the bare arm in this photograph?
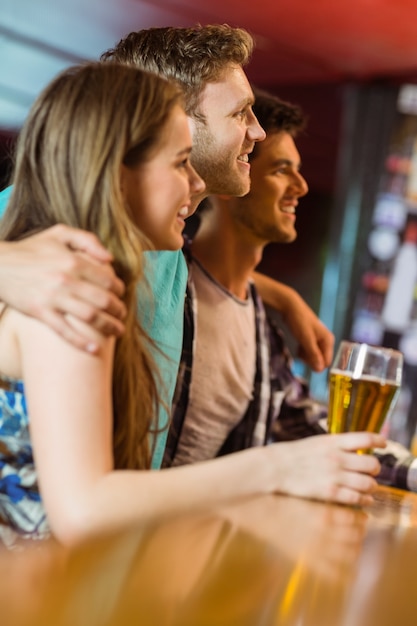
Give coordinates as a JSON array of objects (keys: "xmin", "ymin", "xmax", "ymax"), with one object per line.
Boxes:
[
  {"xmin": 19, "ymin": 312, "xmax": 384, "ymax": 546},
  {"xmin": 253, "ymin": 271, "xmax": 335, "ymax": 371},
  {"xmin": 0, "ymin": 225, "xmax": 126, "ymax": 353}
]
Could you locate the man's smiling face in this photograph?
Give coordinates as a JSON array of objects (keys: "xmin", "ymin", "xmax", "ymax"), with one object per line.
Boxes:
[
  {"xmin": 230, "ymin": 130, "xmax": 309, "ymax": 244},
  {"xmin": 189, "ymin": 64, "xmax": 266, "ymax": 198}
]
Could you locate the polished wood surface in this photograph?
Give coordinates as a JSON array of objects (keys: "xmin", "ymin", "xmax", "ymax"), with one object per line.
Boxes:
[{"xmin": 2, "ymin": 486, "xmax": 417, "ymax": 626}]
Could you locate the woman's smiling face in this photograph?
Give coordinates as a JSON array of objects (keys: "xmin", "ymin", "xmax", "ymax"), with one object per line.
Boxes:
[{"xmin": 121, "ymin": 104, "xmax": 205, "ymax": 250}]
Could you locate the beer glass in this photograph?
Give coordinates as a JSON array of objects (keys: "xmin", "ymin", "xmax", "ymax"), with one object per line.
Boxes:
[{"xmin": 328, "ymin": 341, "xmax": 403, "ymax": 435}]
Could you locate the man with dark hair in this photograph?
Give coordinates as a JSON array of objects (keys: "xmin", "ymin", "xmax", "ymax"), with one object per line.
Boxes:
[
  {"xmin": 164, "ymin": 89, "xmax": 321, "ymax": 465},
  {"xmin": 163, "ymin": 88, "xmax": 417, "ymax": 496}
]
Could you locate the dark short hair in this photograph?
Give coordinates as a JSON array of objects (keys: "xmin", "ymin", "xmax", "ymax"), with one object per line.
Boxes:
[{"xmin": 250, "ymin": 87, "xmax": 307, "ymax": 160}]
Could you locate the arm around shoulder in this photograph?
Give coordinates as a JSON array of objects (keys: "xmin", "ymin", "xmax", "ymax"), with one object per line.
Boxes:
[
  {"xmin": 0, "ymin": 227, "xmax": 127, "ymax": 352},
  {"xmin": 252, "ymin": 271, "xmax": 335, "ymax": 371}
]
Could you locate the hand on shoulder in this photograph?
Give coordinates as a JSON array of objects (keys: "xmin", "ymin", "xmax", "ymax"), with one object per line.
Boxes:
[{"xmin": 0, "ymin": 225, "xmax": 127, "ymax": 353}]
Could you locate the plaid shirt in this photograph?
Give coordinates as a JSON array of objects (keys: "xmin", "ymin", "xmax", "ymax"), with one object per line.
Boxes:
[
  {"xmin": 163, "ymin": 246, "xmax": 325, "ymax": 467},
  {"xmin": 162, "ymin": 246, "xmax": 417, "ymax": 493}
]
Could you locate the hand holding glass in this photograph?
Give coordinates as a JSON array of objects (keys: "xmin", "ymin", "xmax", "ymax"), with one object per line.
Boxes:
[{"xmin": 328, "ymin": 341, "xmax": 403, "ymax": 435}]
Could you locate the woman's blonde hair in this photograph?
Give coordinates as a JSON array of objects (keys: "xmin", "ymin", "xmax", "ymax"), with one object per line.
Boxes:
[{"xmin": 1, "ymin": 62, "xmax": 184, "ymax": 469}]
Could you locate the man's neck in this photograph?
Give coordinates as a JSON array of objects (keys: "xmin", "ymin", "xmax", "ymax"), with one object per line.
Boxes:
[{"xmin": 190, "ymin": 198, "xmax": 264, "ymax": 300}]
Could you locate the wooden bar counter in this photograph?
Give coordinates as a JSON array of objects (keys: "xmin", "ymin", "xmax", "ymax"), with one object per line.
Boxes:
[{"xmin": 2, "ymin": 485, "xmax": 417, "ymax": 625}]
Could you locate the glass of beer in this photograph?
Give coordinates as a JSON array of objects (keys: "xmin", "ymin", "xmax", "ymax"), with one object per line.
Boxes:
[{"xmin": 328, "ymin": 341, "xmax": 403, "ymax": 436}]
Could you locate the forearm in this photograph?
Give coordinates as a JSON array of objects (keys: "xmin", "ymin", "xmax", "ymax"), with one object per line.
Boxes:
[
  {"xmin": 51, "ymin": 432, "xmax": 387, "ymax": 545},
  {"xmin": 253, "ymin": 270, "xmax": 334, "ymax": 371},
  {"xmin": 49, "ymin": 447, "xmax": 274, "ymax": 544},
  {"xmin": 252, "ymin": 270, "xmax": 299, "ymax": 314}
]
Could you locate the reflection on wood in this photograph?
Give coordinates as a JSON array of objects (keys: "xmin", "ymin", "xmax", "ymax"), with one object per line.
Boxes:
[{"xmin": 2, "ymin": 486, "xmax": 417, "ymax": 625}]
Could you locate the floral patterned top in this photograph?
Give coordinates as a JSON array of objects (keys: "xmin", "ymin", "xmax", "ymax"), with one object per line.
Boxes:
[{"xmin": 0, "ymin": 374, "xmax": 50, "ymax": 547}]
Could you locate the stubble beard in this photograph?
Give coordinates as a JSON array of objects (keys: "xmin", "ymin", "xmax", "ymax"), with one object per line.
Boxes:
[{"xmin": 191, "ymin": 125, "xmax": 249, "ymax": 197}]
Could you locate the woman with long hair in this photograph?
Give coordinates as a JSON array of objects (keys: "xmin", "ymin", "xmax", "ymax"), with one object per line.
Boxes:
[
  {"xmin": 0, "ymin": 61, "xmax": 384, "ymax": 548},
  {"xmin": 0, "ymin": 61, "xmax": 204, "ymax": 544}
]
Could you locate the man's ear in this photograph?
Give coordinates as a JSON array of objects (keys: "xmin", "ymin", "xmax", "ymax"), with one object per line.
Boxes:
[{"xmin": 217, "ymin": 195, "xmax": 233, "ymax": 200}]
